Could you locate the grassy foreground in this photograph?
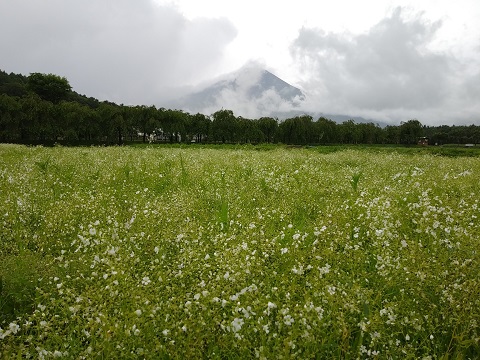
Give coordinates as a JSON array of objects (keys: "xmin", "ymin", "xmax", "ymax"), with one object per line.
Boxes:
[{"xmin": 0, "ymin": 144, "xmax": 479, "ymax": 359}]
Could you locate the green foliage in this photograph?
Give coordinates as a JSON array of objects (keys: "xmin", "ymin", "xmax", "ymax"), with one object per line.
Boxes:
[
  {"xmin": 212, "ymin": 109, "xmax": 238, "ymax": 143},
  {"xmin": 400, "ymin": 119, "xmax": 424, "ymax": 144},
  {"xmin": 0, "ymin": 251, "xmax": 50, "ymax": 324},
  {"xmin": 27, "ymin": 72, "xmax": 72, "ymax": 103},
  {"xmin": 350, "ymin": 172, "xmax": 362, "ymax": 192}
]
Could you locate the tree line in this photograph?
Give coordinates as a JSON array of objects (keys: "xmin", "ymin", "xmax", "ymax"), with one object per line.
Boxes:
[{"xmin": 1, "ymin": 70, "xmax": 479, "ymax": 146}]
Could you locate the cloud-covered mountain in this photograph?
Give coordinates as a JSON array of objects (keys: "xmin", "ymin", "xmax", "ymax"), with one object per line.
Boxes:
[
  {"xmin": 166, "ymin": 64, "xmax": 387, "ymax": 125},
  {"xmin": 167, "ymin": 64, "xmax": 306, "ymax": 119}
]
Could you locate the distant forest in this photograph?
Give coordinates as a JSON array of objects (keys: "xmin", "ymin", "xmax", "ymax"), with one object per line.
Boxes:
[{"xmin": 1, "ymin": 69, "xmax": 479, "ymax": 146}]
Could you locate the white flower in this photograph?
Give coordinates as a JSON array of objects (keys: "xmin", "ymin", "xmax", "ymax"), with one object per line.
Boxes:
[
  {"xmin": 142, "ymin": 277, "xmax": 151, "ymax": 286},
  {"xmin": 134, "ymin": 309, "xmax": 142, "ymax": 316},
  {"xmin": 231, "ymin": 318, "xmax": 244, "ymax": 332},
  {"xmin": 327, "ymin": 285, "xmax": 336, "ymax": 295},
  {"xmin": 162, "ymin": 329, "xmax": 169, "ymax": 336},
  {"xmin": 283, "ymin": 314, "xmax": 294, "ymax": 326},
  {"xmin": 9, "ymin": 322, "xmax": 20, "ymax": 334},
  {"xmin": 133, "ymin": 325, "xmax": 140, "ymax": 336},
  {"xmin": 280, "ymin": 248, "xmax": 288, "ymax": 254},
  {"xmin": 89, "ymin": 227, "xmax": 96, "ymax": 236},
  {"xmin": 267, "ymin": 302, "xmax": 277, "ymax": 309},
  {"xmin": 154, "ymin": 246, "xmax": 159, "ymax": 254},
  {"xmin": 319, "ymin": 264, "xmax": 331, "ymax": 276}
]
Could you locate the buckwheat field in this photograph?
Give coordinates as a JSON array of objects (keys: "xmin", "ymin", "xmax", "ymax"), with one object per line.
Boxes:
[{"xmin": 1, "ymin": 144, "xmax": 479, "ymax": 359}]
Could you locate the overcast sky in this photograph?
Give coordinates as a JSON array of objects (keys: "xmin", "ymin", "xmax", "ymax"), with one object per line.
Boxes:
[{"xmin": 0, "ymin": 0, "xmax": 479, "ymax": 125}]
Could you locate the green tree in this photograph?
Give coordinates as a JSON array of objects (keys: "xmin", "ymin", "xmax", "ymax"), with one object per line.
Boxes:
[
  {"xmin": 358, "ymin": 122, "xmax": 383, "ymax": 144},
  {"xmin": 316, "ymin": 117, "xmax": 338, "ymax": 144},
  {"xmin": 19, "ymin": 94, "xmax": 57, "ymax": 141},
  {"xmin": 211, "ymin": 109, "xmax": 237, "ymax": 143},
  {"xmin": 131, "ymin": 105, "xmax": 159, "ymax": 142},
  {"xmin": 385, "ymin": 125, "xmax": 400, "ymax": 144},
  {"xmin": 0, "ymin": 94, "xmax": 21, "ymax": 141},
  {"xmin": 400, "ymin": 119, "xmax": 423, "ymax": 145},
  {"xmin": 277, "ymin": 115, "xmax": 315, "ymax": 145},
  {"xmin": 0, "ymin": 70, "xmax": 28, "ymax": 97},
  {"xmin": 188, "ymin": 113, "xmax": 211, "ymax": 143},
  {"xmin": 97, "ymin": 102, "xmax": 125, "ymax": 144},
  {"xmin": 56, "ymin": 101, "xmax": 99, "ymax": 141},
  {"xmin": 164, "ymin": 110, "xmax": 187, "ymax": 142},
  {"xmin": 27, "ymin": 73, "xmax": 72, "ymax": 104},
  {"xmin": 257, "ymin": 117, "xmax": 278, "ymax": 143},
  {"xmin": 338, "ymin": 120, "xmax": 362, "ymax": 144}
]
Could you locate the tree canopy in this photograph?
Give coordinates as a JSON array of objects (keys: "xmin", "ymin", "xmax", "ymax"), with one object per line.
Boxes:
[{"xmin": 27, "ymin": 72, "xmax": 72, "ymax": 103}]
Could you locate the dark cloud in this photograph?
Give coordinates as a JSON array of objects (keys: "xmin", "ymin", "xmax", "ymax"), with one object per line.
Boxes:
[
  {"xmin": 0, "ymin": 0, "xmax": 237, "ymax": 105},
  {"xmin": 291, "ymin": 7, "xmax": 479, "ymax": 124}
]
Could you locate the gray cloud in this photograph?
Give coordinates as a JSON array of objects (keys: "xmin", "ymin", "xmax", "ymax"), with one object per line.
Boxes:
[
  {"xmin": 291, "ymin": 7, "xmax": 479, "ymax": 125},
  {"xmin": 0, "ymin": 0, "xmax": 237, "ymax": 105}
]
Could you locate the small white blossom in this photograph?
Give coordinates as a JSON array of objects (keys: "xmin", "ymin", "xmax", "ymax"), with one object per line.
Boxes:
[
  {"xmin": 283, "ymin": 314, "xmax": 294, "ymax": 326},
  {"xmin": 9, "ymin": 322, "xmax": 20, "ymax": 334},
  {"xmin": 231, "ymin": 318, "xmax": 244, "ymax": 332}
]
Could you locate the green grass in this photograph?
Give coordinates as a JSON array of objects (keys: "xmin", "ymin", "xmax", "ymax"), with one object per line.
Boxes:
[{"xmin": 0, "ymin": 144, "xmax": 479, "ymax": 358}]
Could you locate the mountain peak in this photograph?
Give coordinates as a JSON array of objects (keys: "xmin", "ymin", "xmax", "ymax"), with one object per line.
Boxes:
[{"xmin": 167, "ymin": 66, "xmax": 306, "ymax": 118}]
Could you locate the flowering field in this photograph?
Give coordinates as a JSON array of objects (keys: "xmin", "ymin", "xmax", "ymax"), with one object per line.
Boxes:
[{"xmin": 1, "ymin": 144, "xmax": 479, "ymax": 359}]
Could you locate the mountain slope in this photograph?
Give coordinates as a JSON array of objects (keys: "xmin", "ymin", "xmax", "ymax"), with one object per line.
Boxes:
[{"xmin": 168, "ymin": 66, "xmax": 306, "ymax": 118}]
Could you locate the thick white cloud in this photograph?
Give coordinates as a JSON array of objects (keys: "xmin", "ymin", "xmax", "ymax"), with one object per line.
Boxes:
[
  {"xmin": 290, "ymin": 7, "xmax": 480, "ymax": 125},
  {"xmin": 0, "ymin": 0, "xmax": 237, "ymax": 105}
]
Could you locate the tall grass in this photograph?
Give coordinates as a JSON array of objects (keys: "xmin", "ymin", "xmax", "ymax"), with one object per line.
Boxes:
[{"xmin": 0, "ymin": 144, "xmax": 479, "ymax": 358}]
